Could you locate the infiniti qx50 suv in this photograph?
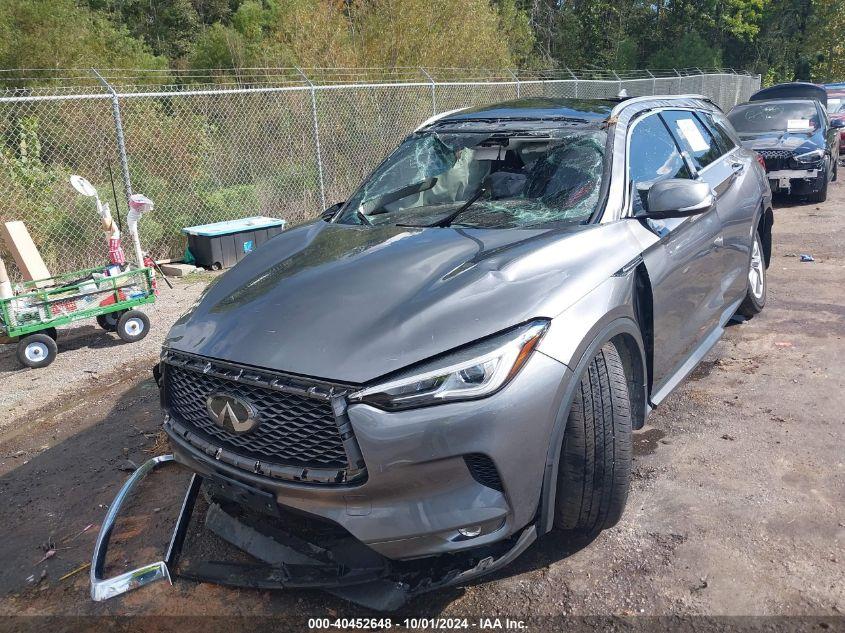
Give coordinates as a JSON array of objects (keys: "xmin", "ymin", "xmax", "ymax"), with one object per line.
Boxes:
[{"xmin": 159, "ymin": 95, "xmax": 772, "ymax": 597}]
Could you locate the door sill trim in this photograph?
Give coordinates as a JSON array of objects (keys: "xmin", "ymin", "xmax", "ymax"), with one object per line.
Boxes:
[{"xmin": 649, "ymin": 298, "xmax": 742, "ymax": 407}]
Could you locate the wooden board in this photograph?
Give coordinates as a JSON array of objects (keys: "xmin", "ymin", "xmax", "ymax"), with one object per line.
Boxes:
[{"xmin": 1, "ymin": 221, "xmax": 51, "ymax": 282}]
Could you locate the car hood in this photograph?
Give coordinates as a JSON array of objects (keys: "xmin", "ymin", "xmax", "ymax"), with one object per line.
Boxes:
[
  {"xmin": 738, "ymin": 130, "xmax": 824, "ymax": 152},
  {"xmin": 165, "ymin": 219, "xmax": 650, "ymax": 383}
]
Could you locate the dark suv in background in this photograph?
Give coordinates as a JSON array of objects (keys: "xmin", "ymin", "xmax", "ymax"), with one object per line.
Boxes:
[{"xmin": 728, "ymin": 82, "xmax": 843, "ymax": 202}]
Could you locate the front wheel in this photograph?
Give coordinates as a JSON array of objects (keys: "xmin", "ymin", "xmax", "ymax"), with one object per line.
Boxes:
[
  {"xmin": 737, "ymin": 230, "xmax": 767, "ymax": 319},
  {"xmin": 116, "ymin": 310, "xmax": 150, "ymax": 343},
  {"xmin": 808, "ymin": 170, "xmax": 828, "ymax": 203},
  {"xmin": 17, "ymin": 333, "xmax": 58, "ymax": 369},
  {"xmin": 553, "ymin": 342, "xmax": 632, "ymax": 537}
]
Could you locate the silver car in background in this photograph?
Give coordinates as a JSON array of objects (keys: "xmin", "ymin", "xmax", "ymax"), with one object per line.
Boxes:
[{"xmin": 157, "ymin": 95, "xmax": 772, "ymax": 601}]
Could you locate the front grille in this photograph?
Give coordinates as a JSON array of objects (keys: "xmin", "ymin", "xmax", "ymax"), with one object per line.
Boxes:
[
  {"xmin": 757, "ymin": 149, "xmax": 795, "ymax": 171},
  {"xmin": 464, "ymin": 454, "xmax": 504, "ymax": 492},
  {"xmin": 162, "ymin": 350, "xmax": 365, "ymax": 483}
]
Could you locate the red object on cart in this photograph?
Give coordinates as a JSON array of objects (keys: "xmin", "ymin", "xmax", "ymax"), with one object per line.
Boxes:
[
  {"xmin": 53, "ymin": 299, "xmax": 78, "ymax": 314},
  {"xmin": 108, "ymin": 238, "xmax": 126, "ymax": 266},
  {"xmin": 99, "ymin": 290, "xmax": 127, "ymax": 307}
]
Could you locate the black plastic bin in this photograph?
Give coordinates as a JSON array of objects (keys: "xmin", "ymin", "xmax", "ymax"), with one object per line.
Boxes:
[{"xmin": 183, "ymin": 216, "xmax": 286, "ymax": 270}]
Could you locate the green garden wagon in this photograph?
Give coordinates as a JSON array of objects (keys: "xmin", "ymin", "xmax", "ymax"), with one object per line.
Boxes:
[{"xmin": 0, "ymin": 266, "xmax": 155, "ymax": 368}]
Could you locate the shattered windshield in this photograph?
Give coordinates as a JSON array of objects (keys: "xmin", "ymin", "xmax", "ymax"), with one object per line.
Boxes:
[
  {"xmin": 728, "ymin": 102, "xmax": 820, "ymax": 134},
  {"xmin": 335, "ymin": 129, "xmax": 607, "ymax": 229}
]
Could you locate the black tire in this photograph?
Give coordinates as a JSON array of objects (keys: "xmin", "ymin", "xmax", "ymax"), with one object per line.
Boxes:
[
  {"xmin": 16, "ymin": 333, "xmax": 58, "ymax": 369},
  {"xmin": 553, "ymin": 342, "xmax": 632, "ymax": 536},
  {"xmin": 833, "ymin": 160, "xmax": 838, "ymax": 182},
  {"xmin": 42, "ymin": 327, "xmax": 58, "ymax": 340},
  {"xmin": 808, "ymin": 170, "xmax": 828, "ymax": 203},
  {"xmin": 737, "ymin": 229, "xmax": 767, "ymax": 318},
  {"xmin": 96, "ymin": 311, "xmax": 123, "ymax": 332},
  {"xmin": 116, "ymin": 310, "xmax": 150, "ymax": 343}
]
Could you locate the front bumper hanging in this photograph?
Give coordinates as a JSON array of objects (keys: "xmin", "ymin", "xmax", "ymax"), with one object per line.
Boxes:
[{"xmin": 89, "ymin": 455, "xmax": 538, "ymax": 610}]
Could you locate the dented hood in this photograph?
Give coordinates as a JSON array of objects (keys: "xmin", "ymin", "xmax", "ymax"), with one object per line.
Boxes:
[
  {"xmin": 737, "ymin": 129, "xmax": 823, "ymax": 152},
  {"xmin": 165, "ymin": 219, "xmax": 648, "ymax": 383}
]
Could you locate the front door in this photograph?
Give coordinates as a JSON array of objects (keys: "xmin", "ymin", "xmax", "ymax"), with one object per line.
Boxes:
[{"xmin": 626, "ymin": 111, "xmax": 725, "ymax": 394}]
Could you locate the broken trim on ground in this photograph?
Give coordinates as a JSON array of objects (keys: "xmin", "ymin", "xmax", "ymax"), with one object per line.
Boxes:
[{"xmin": 90, "ymin": 455, "xmax": 538, "ymax": 610}]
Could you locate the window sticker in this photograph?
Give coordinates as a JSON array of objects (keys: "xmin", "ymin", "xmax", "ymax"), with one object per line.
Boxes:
[
  {"xmin": 787, "ymin": 119, "xmax": 813, "ymax": 132},
  {"xmin": 676, "ymin": 118, "xmax": 710, "ymax": 153}
]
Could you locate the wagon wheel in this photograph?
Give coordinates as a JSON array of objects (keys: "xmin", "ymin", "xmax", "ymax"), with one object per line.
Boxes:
[
  {"xmin": 116, "ymin": 310, "xmax": 150, "ymax": 343},
  {"xmin": 17, "ymin": 333, "xmax": 58, "ymax": 369},
  {"xmin": 96, "ymin": 311, "xmax": 125, "ymax": 332}
]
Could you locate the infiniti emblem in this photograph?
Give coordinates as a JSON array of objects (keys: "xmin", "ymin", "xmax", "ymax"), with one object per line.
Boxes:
[{"xmin": 206, "ymin": 393, "xmax": 258, "ymax": 434}]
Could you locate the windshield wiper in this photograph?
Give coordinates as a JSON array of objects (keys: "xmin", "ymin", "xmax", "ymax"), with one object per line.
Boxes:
[
  {"xmin": 426, "ymin": 186, "xmax": 490, "ymax": 228},
  {"xmin": 364, "ymin": 178, "xmax": 438, "ymax": 216}
]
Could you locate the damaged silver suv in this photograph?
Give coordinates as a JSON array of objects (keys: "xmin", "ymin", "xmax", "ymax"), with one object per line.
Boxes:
[{"xmin": 131, "ymin": 96, "xmax": 771, "ymax": 607}]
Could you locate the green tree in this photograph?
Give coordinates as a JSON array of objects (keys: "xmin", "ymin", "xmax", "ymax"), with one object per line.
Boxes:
[
  {"xmin": 648, "ymin": 32, "xmax": 724, "ymax": 69},
  {"xmin": 804, "ymin": 0, "xmax": 845, "ymax": 81},
  {"xmin": 0, "ymin": 0, "xmax": 164, "ymax": 74}
]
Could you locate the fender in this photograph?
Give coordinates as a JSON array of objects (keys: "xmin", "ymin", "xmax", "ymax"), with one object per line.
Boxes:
[{"xmin": 537, "ymin": 315, "xmax": 647, "ymax": 535}]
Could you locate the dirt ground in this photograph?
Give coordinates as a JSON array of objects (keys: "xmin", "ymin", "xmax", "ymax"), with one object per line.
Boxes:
[{"xmin": 0, "ymin": 181, "xmax": 843, "ymax": 629}]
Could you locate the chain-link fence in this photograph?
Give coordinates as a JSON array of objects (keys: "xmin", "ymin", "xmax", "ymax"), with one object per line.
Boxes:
[{"xmin": 0, "ymin": 67, "xmax": 760, "ymax": 279}]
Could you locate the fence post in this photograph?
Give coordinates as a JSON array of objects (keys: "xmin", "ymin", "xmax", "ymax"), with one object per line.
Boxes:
[
  {"xmin": 507, "ymin": 68, "xmax": 521, "ymax": 99},
  {"xmin": 420, "ymin": 68, "xmax": 437, "ymax": 115},
  {"xmin": 645, "ymin": 69, "xmax": 656, "ymax": 95},
  {"xmin": 91, "ymin": 68, "xmax": 132, "ymax": 201},
  {"xmin": 673, "ymin": 68, "xmax": 683, "ymax": 94},
  {"xmin": 565, "ymin": 67, "xmax": 578, "ymax": 98},
  {"xmin": 296, "ymin": 67, "xmax": 327, "ymax": 212}
]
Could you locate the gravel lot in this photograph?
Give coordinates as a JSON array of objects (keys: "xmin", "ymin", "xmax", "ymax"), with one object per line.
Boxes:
[
  {"xmin": 0, "ymin": 273, "xmax": 210, "ymax": 430},
  {"xmin": 0, "ymin": 182, "xmax": 842, "ymax": 627}
]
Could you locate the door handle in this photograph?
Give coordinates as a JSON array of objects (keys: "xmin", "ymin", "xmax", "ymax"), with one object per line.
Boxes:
[
  {"xmin": 714, "ymin": 235, "xmax": 724, "ymax": 248},
  {"xmin": 731, "ymin": 161, "xmax": 745, "ymax": 174}
]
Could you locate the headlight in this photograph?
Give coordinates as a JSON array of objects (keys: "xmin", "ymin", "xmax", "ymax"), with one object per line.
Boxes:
[
  {"xmin": 350, "ymin": 320, "xmax": 549, "ymax": 411},
  {"xmin": 794, "ymin": 148, "xmax": 825, "ymax": 163}
]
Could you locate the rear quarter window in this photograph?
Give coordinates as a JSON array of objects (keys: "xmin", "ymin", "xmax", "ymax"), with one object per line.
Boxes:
[{"xmin": 698, "ymin": 111, "xmax": 737, "ymax": 154}]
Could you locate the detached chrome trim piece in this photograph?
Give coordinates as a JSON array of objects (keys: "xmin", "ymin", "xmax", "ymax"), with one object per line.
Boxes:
[{"xmin": 90, "ymin": 456, "xmax": 201, "ymax": 601}]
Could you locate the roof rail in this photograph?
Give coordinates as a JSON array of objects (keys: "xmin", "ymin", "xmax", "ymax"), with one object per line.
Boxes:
[
  {"xmin": 610, "ymin": 93, "xmax": 712, "ymax": 117},
  {"xmin": 414, "ymin": 107, "xmax": 467, "ymax": 131}
]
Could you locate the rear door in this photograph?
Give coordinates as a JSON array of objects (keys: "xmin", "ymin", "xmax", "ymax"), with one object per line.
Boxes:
[
  {"xmin": 661, "ymin": 109, "xmax": 758, "ymax": 309},
  {"xmin": 626, "ymin": 112, "xmax": 725, "ymax": 392}
]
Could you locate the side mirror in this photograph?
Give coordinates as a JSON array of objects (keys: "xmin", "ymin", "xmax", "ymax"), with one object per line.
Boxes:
[
  {"xmin": 321, "ymin": 202, "xmax": 344, "ymax": 222},
  {"xmin": 830, "ymin": 119, "xmax": 845, "ymax": 130},
  {"xmin": 638, "ymin": 179, "xmax": 714, "ymax": 220}
]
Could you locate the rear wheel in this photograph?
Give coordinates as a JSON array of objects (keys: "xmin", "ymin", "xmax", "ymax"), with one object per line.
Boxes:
[
  {"xmin": 96, "ymin": 311, "xmax": 123, "ymax": 332},
  {"xmin": 553, "ymin": 342, "xmax": 632, "ymax": 536},
  {"xmin": 737, "ymin": 230, "xmax": 767, "ymax": 318},
  {"xmin": 116, "ymin": 310, "xmax": 150, "ymax": 343},
  {"xmin": 17, "ymin": 333, "xmax": 58, "ymax": 369}
]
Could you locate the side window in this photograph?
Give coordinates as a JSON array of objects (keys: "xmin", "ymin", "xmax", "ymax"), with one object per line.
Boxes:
[
  {"xmin": 628, "ymin": 114, "xmax": 692, "ymax": 214},
  {"xmin": 698, "ymin": 111, "xmax": 737, "ymax": 154},
  {"xmin": 661, "ymin": 110, "xmax": 722, "ymax": 171}
]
